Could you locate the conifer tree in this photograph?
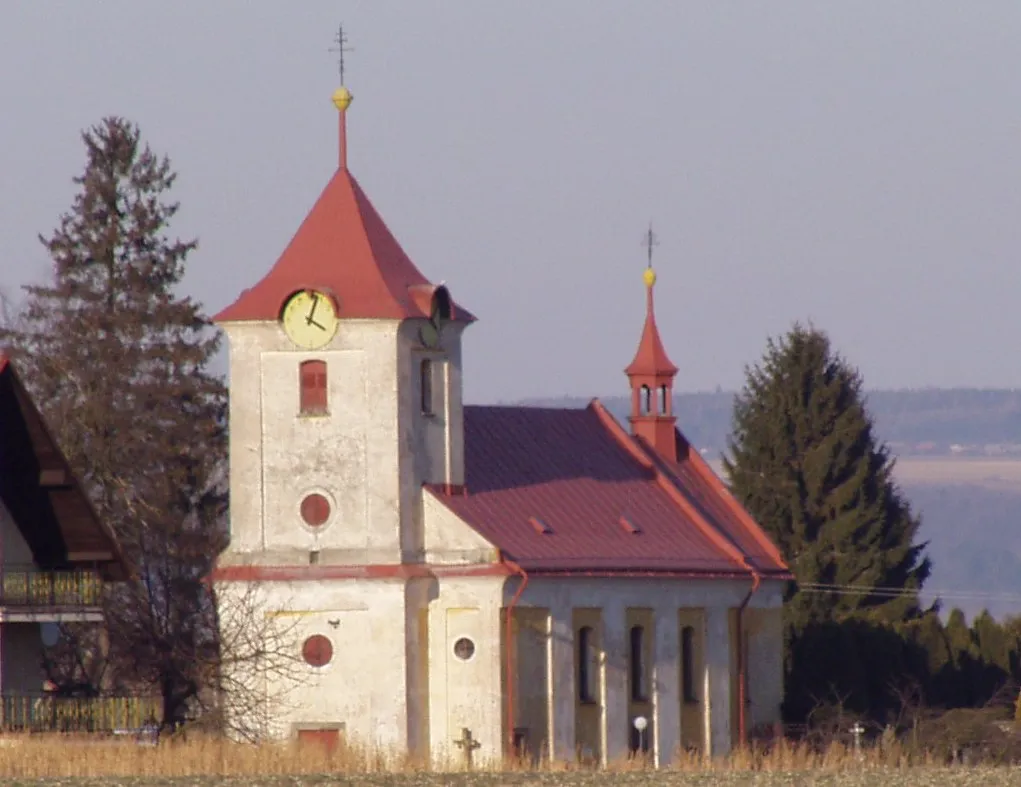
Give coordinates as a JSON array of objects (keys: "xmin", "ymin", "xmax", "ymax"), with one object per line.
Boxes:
[
  {"xmin": 723, "ymin": 323, "xmax": 932, "ymax": 628},
  {"xmin": 0, "ymin": 117, "xmax": 226, "ymax": 728}
]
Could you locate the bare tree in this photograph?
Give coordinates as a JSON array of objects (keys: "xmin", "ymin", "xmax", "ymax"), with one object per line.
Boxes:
[{"xmin": 210, "ymin": 581, "xmax": 305, "ymax": 742}]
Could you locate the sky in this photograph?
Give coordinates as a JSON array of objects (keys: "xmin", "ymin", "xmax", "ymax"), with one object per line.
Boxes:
[{"xmin": 1, "ymin": 3, "xmax": 1019, "ymax": 404}]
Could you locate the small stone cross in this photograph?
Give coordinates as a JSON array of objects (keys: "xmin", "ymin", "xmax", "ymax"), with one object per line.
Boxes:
[{"xmin": 453, "ymin": 726, "xmax": 481, "ymax": 769}]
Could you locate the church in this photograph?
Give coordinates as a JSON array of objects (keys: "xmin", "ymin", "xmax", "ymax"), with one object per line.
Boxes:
[{"xmin": 210, "ymin": 77, "xmax": 791, "ymax": 768}]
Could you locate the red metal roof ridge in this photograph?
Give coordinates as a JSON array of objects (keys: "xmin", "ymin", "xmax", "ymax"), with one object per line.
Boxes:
[
  {"xmin": 522, "ymin": 568, "xmax": 762, "ymax": 580},
  {"xmin": 588, "ymin": 398, "xmax": 754, "ymax": 575},
  {"xmin": 583, "ymin": 398, "xmax": 655, "ymax": 472},
  {"xmin": 345, "ymin": 174, "xmax": 448, "ymax": 319},
  {"xmin": 681, "ymin": 440, "xmax": 790, "ymax": 571}
]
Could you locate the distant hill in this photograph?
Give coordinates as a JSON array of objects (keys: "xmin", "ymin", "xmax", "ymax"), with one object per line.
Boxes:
[{"xmin": 516, "ymin": 389, "xmax": 1021, "ymax": 459}]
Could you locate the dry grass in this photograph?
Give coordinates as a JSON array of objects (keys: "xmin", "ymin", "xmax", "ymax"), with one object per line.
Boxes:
[{"xmin": 2, "ymin": 735, "xmax": 1021, "ymax": 786}]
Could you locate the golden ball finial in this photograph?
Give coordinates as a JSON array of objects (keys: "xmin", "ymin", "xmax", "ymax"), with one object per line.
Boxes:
[
  {"xmin": 332, "ymin": 86, "xmax": 353, "ymax": 111},
  {"xmin": 643, "ymin": 267, "xmax": 657, "ymax": 288}
]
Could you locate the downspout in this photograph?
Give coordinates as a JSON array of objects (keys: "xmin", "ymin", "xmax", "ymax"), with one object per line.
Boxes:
[
  {"xmin": 502, "ymin": 555, "xmax": 529, "ymax": 755},
  {"xmin": 735, "ymin": 568, "xmax": 761, "ymax": 748}
]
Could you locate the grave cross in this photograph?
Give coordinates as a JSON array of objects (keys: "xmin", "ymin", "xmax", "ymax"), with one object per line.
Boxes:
[{"xmin": 453, "ymin": 726, "xmax": 481, "ymax": 769}]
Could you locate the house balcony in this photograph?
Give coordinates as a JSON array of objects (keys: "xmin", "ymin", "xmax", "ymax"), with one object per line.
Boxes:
[
  {"xmin": 0, "ymin": 567, "xmax": 104, "ymax": 622},
  {"xmin": 0, "ymin": 695, "xmax": 162, "ymax": 734}
]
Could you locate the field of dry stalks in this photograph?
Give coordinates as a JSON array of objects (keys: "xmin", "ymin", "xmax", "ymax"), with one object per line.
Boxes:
[{"xmin": 3, "ymin": 736, "xmax": 1021, "ymax": 786}]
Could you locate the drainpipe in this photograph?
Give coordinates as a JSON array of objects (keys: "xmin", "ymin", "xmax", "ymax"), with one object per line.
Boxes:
[
  {"xmin": 735, "ymin": 568, "xmax": 761, "ymax": 747},
  {"xmin": 502, "ymin": 556, "xmax": 529, "ymax": 755}
]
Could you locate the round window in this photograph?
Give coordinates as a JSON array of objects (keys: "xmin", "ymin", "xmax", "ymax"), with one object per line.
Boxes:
[
  {"xmin": 453, "ymin": 637, "xmax": 476, "ymax": 661},
  {"xmin": 300, "ymin": 493, "xmax": 331, "ymax": 527},
  {"xmin": 302, "ymin": 634, "xmax": 333, "ymax": 667}
]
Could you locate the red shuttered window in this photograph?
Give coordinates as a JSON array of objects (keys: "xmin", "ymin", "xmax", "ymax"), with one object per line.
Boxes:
[{"xmin": 300, "ymin": 360, "xmax": 328, "ymax": 414}]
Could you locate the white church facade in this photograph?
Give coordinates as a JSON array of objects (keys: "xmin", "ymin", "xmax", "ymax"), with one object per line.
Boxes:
[{"xmin": 211, "ymin": 81, "xmax": 791, "ymax": 767}]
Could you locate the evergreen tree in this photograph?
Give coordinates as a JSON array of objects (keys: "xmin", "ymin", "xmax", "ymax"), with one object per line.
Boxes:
[
  {"xmin": 0, "ymin": 117, "xmax": 226, "ymax": 728},
  {"xmin": 723, "ymin": 323, "xmax": 932, "ymax": 628}
]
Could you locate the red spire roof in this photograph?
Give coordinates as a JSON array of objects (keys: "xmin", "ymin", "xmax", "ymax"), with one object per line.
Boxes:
[
  {"xmin": 625, "ymin": 269, "xmax": 677, "ymax": 378},
  {"xmin": 214, "ymin": 90, "xmax": 474, "ymax": 324}
]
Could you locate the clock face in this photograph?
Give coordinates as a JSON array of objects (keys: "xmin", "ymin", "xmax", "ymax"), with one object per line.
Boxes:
[{"xmin": 281, "ymin": 290, "xmax": 339, "ymax": 350}]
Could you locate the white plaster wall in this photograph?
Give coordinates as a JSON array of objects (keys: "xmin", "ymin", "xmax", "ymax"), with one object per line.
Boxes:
[
  {"xmin": 404, "ymin": 576, "xmax": 432, "ymax": 760},
  {"xmin": 652, "ymin": 605, "xmax": 679, "ymax": 766},
  {"xmin": 746, "ymin": 607, "xmax": 784, "ymax": 734},
  {"xmin": 425, "ymin": 575, "xmax": 505, "ymax": 768},
  {"xmin": 704, "ymin": 605, "xmax": 731, "ymax": 756},
  {"xmin": 397, "ymin": 319, "xmax": 466, "ymax": 562},
  {"xmin": 215, "ymin": 578, "xmax": 411, "ymax": 751},
  {"xmin": 221, "ymin": 320, "xmax": 407, "ymax": 565},
  {"xmin": 510, "ymin": 578, "xmax": 784, "ymax": 765},
  {"xmin": 421, "ymin": 493, "xmax": 498, "ymax": 565}
]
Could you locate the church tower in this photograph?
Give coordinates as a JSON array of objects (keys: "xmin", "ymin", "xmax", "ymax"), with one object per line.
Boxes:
[
  {"xmin": 213, "ymin": 64, "xmax": 474, "ymax": 570},
  {"xmin": 625, "ymin": 229, "xmax": 679, "ymax": 462}
]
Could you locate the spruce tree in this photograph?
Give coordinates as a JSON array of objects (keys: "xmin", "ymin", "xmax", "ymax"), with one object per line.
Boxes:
[
  {"xmin": 0, "ymin": 117, "xmax": 226, "ymax": 728},
  {"xmin": 723, "ymin": 323, "xmax": 931, "ymax": 628}
]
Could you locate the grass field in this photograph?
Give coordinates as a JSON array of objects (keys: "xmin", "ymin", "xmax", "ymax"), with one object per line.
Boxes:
[
  {"xmin": 3, "ymin": 737, "xmax": 1021, "ymax": 787},
  {"xmin": 5, "ymin": 772, "xmax": 1021, "ymax": 787}
]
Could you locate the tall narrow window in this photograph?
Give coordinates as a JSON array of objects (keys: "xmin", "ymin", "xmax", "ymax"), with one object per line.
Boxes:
[
  {"xmin": 420, "ymin": 359, "xmax": 434, "ymax": 415},
  {"xmin": 639, "ymin": 385, "xmax": 651, "ymax": 415},
  {"xmin": 681, "ymin": 626, "xmax": 697, "ymax": 703},
  {"xmin": 658, "ymin": 385, "xmax": 669, "ymax": 415},
  {"xmin": 629, "ymin": 625, "xmax": 647, "ymax": 702},
  {"xmin": 578, "ymin": 626, "xmax": 595, "ymax": 703},
  {"xmin": 300, "ymin": 360, "xmax": 328, "ymax": 414}
]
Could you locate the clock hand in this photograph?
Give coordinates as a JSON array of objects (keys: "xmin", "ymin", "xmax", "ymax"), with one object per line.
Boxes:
[
  {"xmin": 306, "ymin": 295, "xmax": 320, "ymax": 325},
  {"xmin": 308, "ymin": 318, "xmax": 326, "ymax": 330}
]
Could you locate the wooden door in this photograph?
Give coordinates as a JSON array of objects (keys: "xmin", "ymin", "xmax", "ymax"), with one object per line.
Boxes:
[{"xmin": 297, "ymin": 727, "xmax": 342, "ymax": 754}]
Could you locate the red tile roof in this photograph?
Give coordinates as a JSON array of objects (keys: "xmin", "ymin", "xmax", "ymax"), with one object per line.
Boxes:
[
  {"xmin": 213, "ymin": 168, "xmax": 475, "ymax": 324},
  {"xmin": 428, "ymin": 401, "xmax": 789, "ymax": 578}
]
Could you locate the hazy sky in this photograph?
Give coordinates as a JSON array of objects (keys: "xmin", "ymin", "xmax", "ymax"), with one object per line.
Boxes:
[{"xmin": 1, "ymin": 3, "xmax": 1019, "ymax": 404}]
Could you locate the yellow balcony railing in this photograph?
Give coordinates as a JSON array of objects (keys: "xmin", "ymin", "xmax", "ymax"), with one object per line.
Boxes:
[
  {"xmin": 0, "ymin": 569, "xmax": 104, "ymax": 607},
  {"xmin": 0, "ymin": 695, "xmax": 163, "ymax": 733}
]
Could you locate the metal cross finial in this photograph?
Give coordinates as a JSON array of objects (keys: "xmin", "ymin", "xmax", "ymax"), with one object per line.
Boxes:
[
  {"xmin": 329, "ymin": 24, "xmax": 354, "ymax": 85},
  {"xmin": 641, "ymin": 223, "xmax": 659, "ymax": 268},
  {"xmin": 453, "ymin": 727, "xmax": 481, "ymax": 769}
]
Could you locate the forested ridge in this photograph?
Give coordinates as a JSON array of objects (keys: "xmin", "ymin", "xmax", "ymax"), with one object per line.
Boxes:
[{"xmin": 519, "ymin": 389, "xmax": 1021, "ymax": 456}]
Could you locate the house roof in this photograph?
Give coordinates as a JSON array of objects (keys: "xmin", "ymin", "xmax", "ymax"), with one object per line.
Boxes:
[
  {"xmin": 428, "ymin": 401, "xmax": 789, "ymax": 577},
  {"xmin": 0, "ymin": 354, "xmax": 130, "ymax": 581},
  {"xmin": 213, "ymin": 157, "xmax": 474, "ymax": 324}
]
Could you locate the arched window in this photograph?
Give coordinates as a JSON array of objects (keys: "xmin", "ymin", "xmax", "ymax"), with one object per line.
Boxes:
[
  {"xmin": 299, "ymin": 360, "xmax": 328, "ymax": 415},
  {"xmin": 658, "ymin": 385, "xmax": 669, "ymax": 415},
  {"xmin": 420, "ymin": 359, "xmax": 434, "ymax": 415},
  {"xmin": 629, "ymin": 625, "xmax": 647, "ymax": 702},
  {"xmin": 681, "ymin": 625, "xmax": 697, "ymax": 703},
  {"xmin": 639, "ymin": 385, "xmax": 651, "ymax": 415},
  {"xmin": 431, "ymin": 286, "xmax": 453, "ymax": 323},
  {"xmin": 578, "ymin": 626, "xmax": 596, "ymax": 703}
]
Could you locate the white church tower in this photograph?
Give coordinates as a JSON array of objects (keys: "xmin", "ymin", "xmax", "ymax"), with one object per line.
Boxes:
[{"xmin": 211, "ymin": 70, "xmax": 477, "ymax": 752}]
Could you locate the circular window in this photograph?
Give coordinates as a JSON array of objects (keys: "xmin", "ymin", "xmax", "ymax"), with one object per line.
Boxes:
[
  {"xmin": 300, "ymin": 493, "xmax": 331, "ymax": 527},
  {"xmin": 453, "ymin": 637, "xmax": 476, "ymax": 661},
  {"xmin": 302, "ymin": 635, "xmax": 333, "ymax": 667}
]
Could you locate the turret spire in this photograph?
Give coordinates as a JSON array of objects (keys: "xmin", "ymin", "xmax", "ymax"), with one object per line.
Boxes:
[
  {"xmin": 330, "ymin": 24, "xmax": 354, "ymax": 170},
  {"xmin": 625, "ymin": 225, "xmax": 679, "ymax": 461}
]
